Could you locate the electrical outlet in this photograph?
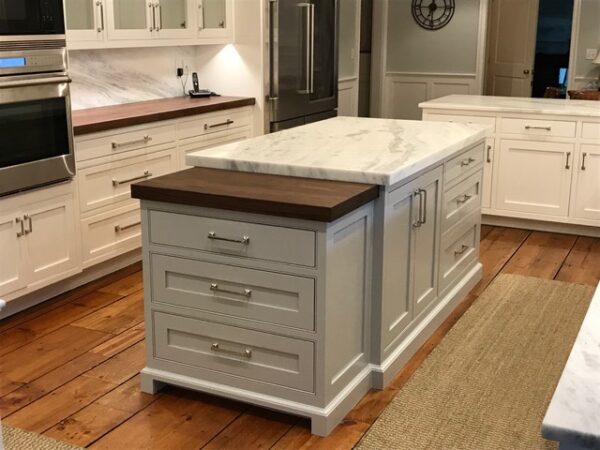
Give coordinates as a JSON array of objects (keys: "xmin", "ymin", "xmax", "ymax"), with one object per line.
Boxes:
[{"xmin": 585, "ymin": 48, "xmax": 598, "ymax": 60}]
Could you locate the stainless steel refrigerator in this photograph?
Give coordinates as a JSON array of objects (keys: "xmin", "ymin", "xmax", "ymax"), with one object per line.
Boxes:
[{"xmin": 267, "ymin": 0, "xmax": 338, "ymax": 132}]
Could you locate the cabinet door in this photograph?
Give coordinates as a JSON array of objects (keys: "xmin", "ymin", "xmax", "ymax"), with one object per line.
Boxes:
[
  {"xmin": 24, "ymin": 194, "xmax": 80, "ymax": 288},
  {"xmin": 495, "ymin": 139, "xmax": 573, "ymax": 217},
  {"xmin": 106, "ymin": 0, "xmax": 152, "ymax": 40},
  {"xmin": 154, "ymin": 0, "xmax": 195, "ymax": 39},
  {"xmin": 571, "ymin": 145, "xmax": 600, "ymax": 221},
  {"xmin": 198, "ymin": 0, "xmax": 231, "ymax": 38},
  {"xmin": 412, "ymin": 167, "xmax": 442, "ymax": 318},
  {"xmin": 482, "ymin": 138, "xmax": 494, "ymax": 209},
  {"xmin": 0, "ymin": 211, "xmax": 29, "ymax": 297},
  {"xmin": 65, "ymin": 0, "xmax": 106, "ymax": 41}
]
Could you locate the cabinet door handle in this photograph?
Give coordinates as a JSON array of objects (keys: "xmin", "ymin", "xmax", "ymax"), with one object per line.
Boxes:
[
  {"xmin": 210, "ymin": 283, "xmax": 252, "ymax": 299},
  {"xmin": 16, "ymin": 217, "xmax": 25, "ymax": 238},
  {"xmin": 198, "ymin": 0, "xmax": 204, "ymax": 30},
  {"xmin": 25, "ymin": 215, "xmax": 32, "ymax": 234},
  {"xmin": 486, "ymin": 145, "xmax": 492, "ymax": 163},
  {"xmin": 419, "ymin": 189, "xmax": 427, "ymax": 225},
  {"xmin": 211, "ymin": 342, "xmax": 252, "ymax": 359},
  {"xmin": 581, "ymin": 152, "xmax": 587, "ymax": 171},
  {"xmin": 565, "ymin": 152, "xmax": 571, "ymax": 170},
  {"xmin": 460, "ymin": 157, "xmax": 476, "ymax": 167},
  {"xmin": 204, "ymin": 120, "xmax": 234, "ymax": 130},
  {"xmin": 111, "ymin": 135, "xmax": 152, "ymax": 150},
  {"xmin": 412, "ymin": 190, "xmax": 423, "ymax": 228},
  {"xmin": 112, "ymin": 171, "xmax": 152, "ymax": 186},
  {"xmin": 525, "ymin": 125, "xmax": 551, "ymax": 131},
  {"xmin": 454, "ymin": 244, "xmax": 470, "ymax": 256},
  {"xmin": 149, "ymin": 3, "xmax": 156, "ymax": 31},
  {"xmin": 207, "ymin": 231, "xmax": 250, "ymax": 245},
  {"xmin": 96, "ymin": 1, "xmax": 104, "ymax": 32},
  {"xmin": 156, "ymin": 3, "xmax": 162, "ymax": 30},
  {"xmin": 456, "ymin": 194, "xmax": 472, "ymax": 205},
  {"xmin": 114, "ymin": 222, "xmax": 141, "ymax": 233}
]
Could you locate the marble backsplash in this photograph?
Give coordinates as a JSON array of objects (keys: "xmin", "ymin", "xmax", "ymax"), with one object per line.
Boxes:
[{"xmin": 68, "ymin": 46, "xmax": 208, "ymax": 110}]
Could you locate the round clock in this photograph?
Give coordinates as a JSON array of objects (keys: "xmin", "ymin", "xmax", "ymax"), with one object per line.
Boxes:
[{"xmin": 411, "ymin": 0, "xmax": 456, "ymax": 31}]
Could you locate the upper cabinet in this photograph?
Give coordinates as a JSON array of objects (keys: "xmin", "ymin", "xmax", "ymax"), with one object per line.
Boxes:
[{"xmin": 66, "ymin": 0, "xmax": 232, "ymax": 49}]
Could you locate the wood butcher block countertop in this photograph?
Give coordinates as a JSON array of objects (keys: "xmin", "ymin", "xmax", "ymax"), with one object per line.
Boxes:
[
  {"xmin": 71, "ymin": 96, "xmax": 255, "ymax": 136},
  {"xmin": 131, "ymin": 168, "xmax": 379, "ymax": 222}
]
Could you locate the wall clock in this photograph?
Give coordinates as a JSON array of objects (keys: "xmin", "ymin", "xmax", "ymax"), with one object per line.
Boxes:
[{"xmin": 411, "ymin": 0, "xmax": 456, "ymax": 31}]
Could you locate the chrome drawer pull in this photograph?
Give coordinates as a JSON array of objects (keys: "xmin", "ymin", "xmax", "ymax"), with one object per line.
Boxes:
[
  {"xmin": 204, "ymin": 119, "xmax": 234, "ymax": 130},
  {"xmin": 525, "ymin": 125, "xmax": 551, "ymax": 131},
  {"xmin": 456, "ymin": 194, "xmax": 472, "ymax": 205},
  {"xmin": 460, "ymin": 157, "xmax": 476, "ymax": 167},
  {"xmin": 581, "ymin": 152, "xmax": 587, "ymax": 171},
  {"xmin": 112, "ymin": 171, "xmax": 152, "ymax": 186},
  {"xmin": 114, "ymin": 222, "xmax": 141, "ymax": 233},
  {"xmin": 111, "ymin": 135, "xmax": 152, "ymax": 150},
  {"xmin": 454, "ymin": 244, "xmax": 470, "ymax": 256},
  {"xmin": 210, "ymin": 283, "xmax": 252, "ymax": 298},
  {"xmin": 211, "ymin": 342, "xmax": 252, "ymax": 359},
  {"xmin": 207, "ymin": 231, "xmax": 250, "ymax": 245}
]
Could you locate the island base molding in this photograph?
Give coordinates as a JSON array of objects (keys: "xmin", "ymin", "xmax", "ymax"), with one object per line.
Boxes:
[{"xmin": 482, "ymin": 214, "xmax": 600, "ymax": 238}]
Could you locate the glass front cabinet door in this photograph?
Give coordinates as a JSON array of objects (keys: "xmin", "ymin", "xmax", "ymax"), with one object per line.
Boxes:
[
  {"xmin": 65, "ymin": 0, "xmax": 106, "ymax": 41},
  {"xmin": 106, "ymin": 0, "xmax": 152, "ymax": 40},
  {"xmin": 198, "ymin": 0, "xmax": 231, "ymax": 38},
  {"xmin": 154, "ymin": 0, "xmax": 195, "ymax": 39}
]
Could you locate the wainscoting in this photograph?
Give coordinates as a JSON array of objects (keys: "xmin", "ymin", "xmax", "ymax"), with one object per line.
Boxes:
[{"xmin": 339, "ymin": 77, "xmax": 360, "ymax": 117}]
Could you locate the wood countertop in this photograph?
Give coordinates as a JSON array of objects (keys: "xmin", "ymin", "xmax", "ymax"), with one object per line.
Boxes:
[
  {"xmin": 131, "ymin": 168, "xmax": 379, "ymax": 222},
  {"xmin": 71, "ymin": 96, "xmax": 256, "ymax": 136}
]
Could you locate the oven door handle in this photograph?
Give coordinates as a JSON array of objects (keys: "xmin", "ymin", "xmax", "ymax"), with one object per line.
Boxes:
[{"xmin": 0, "ymin": 75, "xmax": 72, "ymax": 89}]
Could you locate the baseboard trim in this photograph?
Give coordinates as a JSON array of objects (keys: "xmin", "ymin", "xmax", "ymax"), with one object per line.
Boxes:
[{"xmin": 482, "ymin": 215, "xmax": 600, "ymax": 237}]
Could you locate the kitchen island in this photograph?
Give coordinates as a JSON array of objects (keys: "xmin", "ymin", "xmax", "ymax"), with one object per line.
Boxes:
[{"xmin": 132, "ymin": 117, "xmax": 489, "ymax": 435}]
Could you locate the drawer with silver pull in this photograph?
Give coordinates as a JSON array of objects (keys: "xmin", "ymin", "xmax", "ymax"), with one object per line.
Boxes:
[
  {"xmin": 75, "ymin": 124, "xmax": 176, "ymax": 162},
  {"xmin": 442, "ymin": 171, "xmax": 482, "ymax": 234},
  {"xmin": 177, "ymin": 108, "xmax": 252, "ymax": 141},
  {"xmin": 153, "ymin": 311, "xmax": 315, "ymax": 393},
  {"xmin": 149, "ymin": 210, "xmax": 316, "ymax": 267},
  {"xmin": 500, "ymin": 117, "xmax": 576, "ymax": 138},
  {"xmin": 81, "ymin": 202, "xmax": 141, "ymax": 267},
  {"xmin": 150, "ymin": 254, "xmax": 316, "ymax": 330},
  {"xmin": 439, "ymin": 212, "xmax": 480, "ymax": 292},
  {"xmin": 78, "ymin": 148, "xmax": 177, "ymax": 213},
  {"xmin": 444, "ymin": 142, "xmax": 484, "ymax": 187}
]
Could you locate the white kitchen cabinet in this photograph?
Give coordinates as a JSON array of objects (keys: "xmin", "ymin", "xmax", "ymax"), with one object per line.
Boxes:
[
  {"xmin": 495, "ymin": 139, "xmax": 573, "ymax": 217},
  {"xmin": 571, "ymin": 145, "xmax": 600, "ymax": 221},
  {"xmin": 0, "ymin": 210, "xmax": 28, "ymax": 297},
  {"xmin": 65, "ymin": 0, "xmax": 106, "ymax": 42},
  {"xmin": 153, "ymin": 0, "xmax": 196, "ymax": 39},
  {"xmin": 106, "ymin": 0, "xmax": 152, "ymax": 40},
  {"xmin": 197, "ymin": 0, "xmax": 232, "ymax": 39},
  {"xmin": 482, "ymin": 138, "xmax": 494, "ymax": 209}
]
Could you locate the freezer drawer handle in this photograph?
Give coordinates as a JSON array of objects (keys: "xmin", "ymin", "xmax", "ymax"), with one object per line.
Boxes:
[
  {"xmin": 112, "ymin": 171, "xmax": 152, "ymax": 186},
  {"xmin": 211, "ymin": 343, "xmax": 253, "ymax": 359},
  {"xmin": 210, "ymin": 283, "xmax": 252, "ymax": 299},
  {"xmin": 204, "ymin": 119, "xmax": 234, "ymax": 130},
  {"xmin": 207, "ymin": 231, "xmax": 250, "ymax": 245},
  {"xmin": 114, "ymin": 222, "xmax": 141, "ymax": 233},
  {"xmin": 111, "ymin": 135, "xmax": 152, "ymax": 149}
]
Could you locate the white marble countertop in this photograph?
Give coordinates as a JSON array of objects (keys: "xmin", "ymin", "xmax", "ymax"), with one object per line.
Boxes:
[
  {"xmin": 419, "ymin": 95, "xmax": 600, "ymax": 118},
  {"xmin": 186, "ymin": 117, "xmax": 489, "ymax": 186},
  {"xmin": 542, "ymin": 283, "xmax": 600, "ymax": 449}
]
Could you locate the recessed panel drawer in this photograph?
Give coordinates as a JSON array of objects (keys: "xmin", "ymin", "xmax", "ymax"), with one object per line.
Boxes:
[
  {"xmin": 500, "ymin": 117, "xmax": 576, "ymax": 138},
  {"xmin": 425, "ymin": 113, "xmax": 496, "ymax": 132},
  {"xmin": 444, "ymin": 143, "xmax": 484, "ymax": 186},
  {"xmin": 442, "ymin": 170, "xmax": 482, "ymax": 234},
  {"xmin": 81, "ymin": 202, "xmax": 141, "ymax": 267},
  {"xmin": 79, "ymin": 148, "xmax": 177, "ymax": 213},
  {"xmin": 439, "ymin": 213, "xmax": 480, "ymax": 292},
  {"xmin": 151, "ymin": 254, "xmax": 315, "ymax": 330},
  {"xmin": 582, "ymin": 122, "xmax": 600, "ymax": 140},
  {"xmin": 177, "ymin": 109, "xmax": 252, "ymax": 141},
  {"xmin": 149, "ymin": 211, "xmax": 316, "ymax": 267},
  {"xmin": 153, "ymin": 312, "xmax": 315, "ymax": 392},
  {"xmin": 75, "ymin": 124, "xmax": 176, "ymax": 162}
]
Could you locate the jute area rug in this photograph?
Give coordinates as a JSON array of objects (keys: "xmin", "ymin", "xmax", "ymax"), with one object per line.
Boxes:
[
  {"xmin": 1, "ymin": 425, "xmax": 83, "ymax": 450},
  {"xmin": 356, "ymin": 274, "xmax": 594, "ymax": 450}
]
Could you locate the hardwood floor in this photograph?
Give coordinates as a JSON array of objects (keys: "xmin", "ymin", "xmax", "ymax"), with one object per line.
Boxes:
[{"xmin": 1, "ymin": 226, "xmax": 599, "ymax": 449}]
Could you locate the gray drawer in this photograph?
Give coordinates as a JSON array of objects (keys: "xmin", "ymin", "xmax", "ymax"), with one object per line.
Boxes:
[
  {"xmin": 151, "ymin": 254, "xmax": 315, "ymax": 330},
  {"xmin": 153, "ymin": 312, "xmax": 315, "ymax": 393},
  {"xmin": 149, "ymin": 211, "xmax": 316, "ymax": 267},
  {"xmin": 439, "ymin": 212, "xmax": 480, "ymax": 292},
  {"xmin": 444, "ymin": 143, "xmax": 484, "ymax": 187},
  {"xmin": 442, "ymin": 170, "xmax": 482, "ymax": 234}
]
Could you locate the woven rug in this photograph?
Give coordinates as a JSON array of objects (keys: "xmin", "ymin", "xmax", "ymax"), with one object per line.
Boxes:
[
  {"xmin": 1, "ymin": 425, "xmax": 83, "ymax": 450},
  {"xmin": 357, "ymin": 274, "xmax": 595, "ymax": 450}
]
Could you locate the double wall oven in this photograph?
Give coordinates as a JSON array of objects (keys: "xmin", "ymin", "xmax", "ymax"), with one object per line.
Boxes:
[{"xmin": 0, "ymin": 0, "xmax": 75, "ymax": 197}]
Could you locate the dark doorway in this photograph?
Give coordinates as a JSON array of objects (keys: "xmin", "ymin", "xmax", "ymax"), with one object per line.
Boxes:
[{"xmin": 532, "ymin": 0, "xmax": 574, "ymax": 98}]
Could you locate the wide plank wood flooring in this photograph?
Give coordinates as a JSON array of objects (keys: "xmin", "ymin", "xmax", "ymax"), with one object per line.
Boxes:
[{"xmin": 1, "ymin": 226, "xmax": 599, "ymax": 449}]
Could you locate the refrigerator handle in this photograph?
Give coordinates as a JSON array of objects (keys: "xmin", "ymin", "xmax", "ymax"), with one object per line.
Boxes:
[
  {"xmin": 309, "ymin": 3, "xmax": 315, "ymax": 94},
  {"xmin": 268, "ymin": 0, "xmax": 279, "ymax": 101},
  {"xmin": 298, "ymin": 2, "xmax": 312, "ymax": 94}
]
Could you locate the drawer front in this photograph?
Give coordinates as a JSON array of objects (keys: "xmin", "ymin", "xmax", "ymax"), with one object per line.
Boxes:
[
  {"xmin": 439, "ymin": 213, "xmax": 480, "ymax": 292},
  {"xmin": 151, "ymin": 254, "xmax": 315, "ymax": 330},
  {"xmin": 442, "ymin": 170, "xmax": 482, "ymax": 234},
  {"xmin": 177, "ymin": 109, "xmax": 252, "ymax": 141},
  {"xmin": 500, "ymin": 117, "xmax": 576, "ymax": 138},
  {"xmin": 79, "ymin": 148, "xmax": 176, "ymax": 213},
  {"xmin": 582, "ymin": 122, "xmax": 600, "ymax": 140},
  {"xmin": 180, "ymin": 127, "xmax": 252, "ymax": 168},
  {"xmin": 425, "ymin": 113, "xmax": 496, "ymax": 132},
  {"xmin": 149, "ymin": 211, "xmax": 316, "ymax": 267},
  {"xmin": 81, "ymin": 202, "xmax": 141, "ymax": 266},
  {"xmin": 153, "ymin": 312, "xmax": 315, "ymax": 392},
  {"xmin": 76, "ymin": 124, "xmax": 176, "ymax": 162},
  {"xmin": 444, "ymin": 143, "xmax": 485, "ymax": 186}
]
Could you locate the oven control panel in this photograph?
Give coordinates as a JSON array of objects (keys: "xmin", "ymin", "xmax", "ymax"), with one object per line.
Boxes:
[{"xmin": 0, "ymin": 49, "xmax": 67, "ymax": 76}]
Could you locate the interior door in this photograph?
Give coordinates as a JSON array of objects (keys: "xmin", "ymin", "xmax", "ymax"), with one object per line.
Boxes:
[
  {"xmin": 571, "ymin": 145, "xmax": 600, "ymax": 221},
  {"xmin": 0, "ymin": 209, "xmax": 28, "ymax": 297},
  {"xmin": 486, "ymin": 0, "xmax": 539, "ymax": 97}
]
